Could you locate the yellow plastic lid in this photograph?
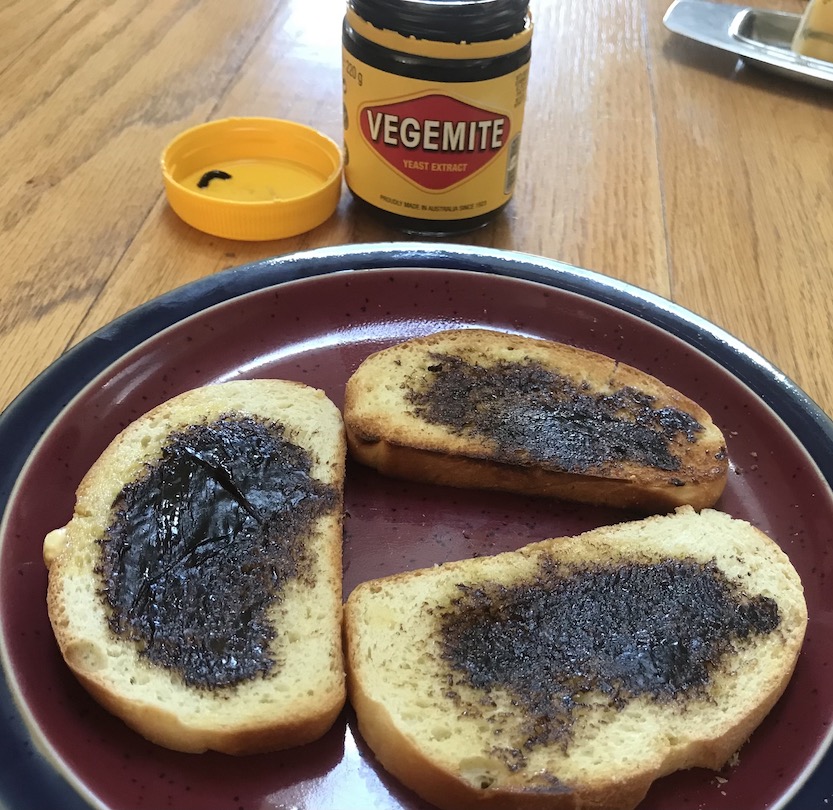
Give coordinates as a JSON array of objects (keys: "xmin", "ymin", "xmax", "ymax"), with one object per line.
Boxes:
[{"xmin": 161, "ymin": 117, "xmax": 343, "ymax": 241}]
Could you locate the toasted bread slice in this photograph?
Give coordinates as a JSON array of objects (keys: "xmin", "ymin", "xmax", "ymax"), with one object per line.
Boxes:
[
  {"xmin": 343, "ymin": 329, "xmax": 728, "ymax": 512},
  {"xmin": 344, "ymin": 507, "xmax": 807, "ymax": 810},
  {"xmin": 43, "ymin": 380, "xmax": 346, "ymax": 755}
]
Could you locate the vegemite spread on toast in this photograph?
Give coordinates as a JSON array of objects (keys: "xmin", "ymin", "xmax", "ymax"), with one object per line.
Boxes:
[
  {"xmin": 406, "ymin": 353, "xmax": 705, "ymax": 474},
  {"xmin": 436, "ymin": 556, "xmax": 780, "ymax": 766},
  {"xmin": 97, "ymin": 415, "xmax": 339, "ymax": 689}
]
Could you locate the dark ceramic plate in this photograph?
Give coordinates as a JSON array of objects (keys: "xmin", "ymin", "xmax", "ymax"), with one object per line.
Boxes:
[{"xmin": 1, "ymin": 245, "xmax": 831, "ymax": 810}]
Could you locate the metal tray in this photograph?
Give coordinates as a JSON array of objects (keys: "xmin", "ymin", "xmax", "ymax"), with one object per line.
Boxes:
[{"xmin": 663, "ymin": 0, "xmax": 833, "ymax": 89}]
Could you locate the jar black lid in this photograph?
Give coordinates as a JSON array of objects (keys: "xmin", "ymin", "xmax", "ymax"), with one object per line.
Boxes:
[{"xmin": 349, "ymin": 0, "xmax": 530, "ymax": 43}]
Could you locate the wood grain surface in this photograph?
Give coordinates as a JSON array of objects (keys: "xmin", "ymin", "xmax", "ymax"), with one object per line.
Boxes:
[{"xmin": 1, "ymin": 0, "xmax": 831, "ymax": 415}]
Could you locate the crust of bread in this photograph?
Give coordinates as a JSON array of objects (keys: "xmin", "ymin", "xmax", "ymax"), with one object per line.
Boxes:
[
  {"xmin": 344, "ymin": 507, "xmax": 807, "ymax": 810},
  {"xmin": 343, "ymin": 329, "xmax": 728, "ymax": 512},
  {"xmin": 44, "ymin": 380, "xmax": 346, "ymax": 755},
  {"xmin": 344, "ymin": 436, "xmax": 726, "ymax": 514}
]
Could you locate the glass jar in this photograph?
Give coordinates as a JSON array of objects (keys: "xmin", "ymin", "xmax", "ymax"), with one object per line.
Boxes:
[{"xmin": 342, "ymin": 0, "xmax": 533, "ymax": 235}]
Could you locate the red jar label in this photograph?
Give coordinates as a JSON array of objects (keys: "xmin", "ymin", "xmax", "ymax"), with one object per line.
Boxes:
[{"xmin": 358, "ymin": 94, "xmax": 511, "ymax": 192}]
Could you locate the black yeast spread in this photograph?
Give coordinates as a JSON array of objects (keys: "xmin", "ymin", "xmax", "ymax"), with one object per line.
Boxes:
[
  {"xmin": 342, "ymin": 0, "xmax": 533, "ymax": 234},
  {"xmin": 438, "ymin": 557, "xmax": 781, "ymax": 765},
  {"xmin": 404, "ymin": 353, "xmax": 703, "ymax": 475},
  {"xmin": 97, "ymin": 415, "xmax": 338, "ymax": 689}
]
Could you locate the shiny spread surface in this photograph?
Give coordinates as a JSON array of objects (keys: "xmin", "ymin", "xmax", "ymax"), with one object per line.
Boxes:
[
  {"xmin": 405, "ymin": 352, "xmax": 704, "ymax": 473},
  {"xmin": 438, "ymin": 556, "xmax": 780, "ymax": 766},
  {"xmin": 98, "ymin": 415, "xmax": 338, "ymax": 689}
]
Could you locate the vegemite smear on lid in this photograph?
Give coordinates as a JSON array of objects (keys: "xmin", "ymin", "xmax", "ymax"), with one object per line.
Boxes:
[{"xmin": 161, "ymin": 117, "xmax": 343, "ymax": 241}]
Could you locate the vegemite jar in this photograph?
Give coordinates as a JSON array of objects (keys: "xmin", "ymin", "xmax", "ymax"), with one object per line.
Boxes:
[{"xmin": 342, "ymin": 0, "xmax": 533, "ymax": 235}]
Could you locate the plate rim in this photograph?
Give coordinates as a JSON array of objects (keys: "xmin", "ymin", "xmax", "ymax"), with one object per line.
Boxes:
[{"xmin": 1, "ymin": 242, "xmax": 831, "ymax": 810}]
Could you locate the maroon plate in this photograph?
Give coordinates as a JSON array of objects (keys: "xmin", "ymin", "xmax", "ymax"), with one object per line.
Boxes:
[{"xmin": 2, "ymin": 267, "xmax": 831, "ymax": 810}]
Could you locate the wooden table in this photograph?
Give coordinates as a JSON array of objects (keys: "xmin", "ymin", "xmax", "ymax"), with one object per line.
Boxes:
[
  {"xmin": 4, "ymin": 5, "xmax": 833, "ymax": 810},
  {"xmin": 2, "ymin": 0, "xmax": 831, "ymax": 418}
]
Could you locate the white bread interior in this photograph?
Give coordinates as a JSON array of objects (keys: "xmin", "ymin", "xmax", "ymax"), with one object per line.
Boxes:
[
  {"xmin": 44, "ymin": 379, "xmax": 346, "ymax": 755},
  {"xmin": 344, "ymin": 507, "xmax": 807, "ymax": 810},
  {"xmin": 344, "ymin": 329, "xmax": 729, "ymax": 513}
]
